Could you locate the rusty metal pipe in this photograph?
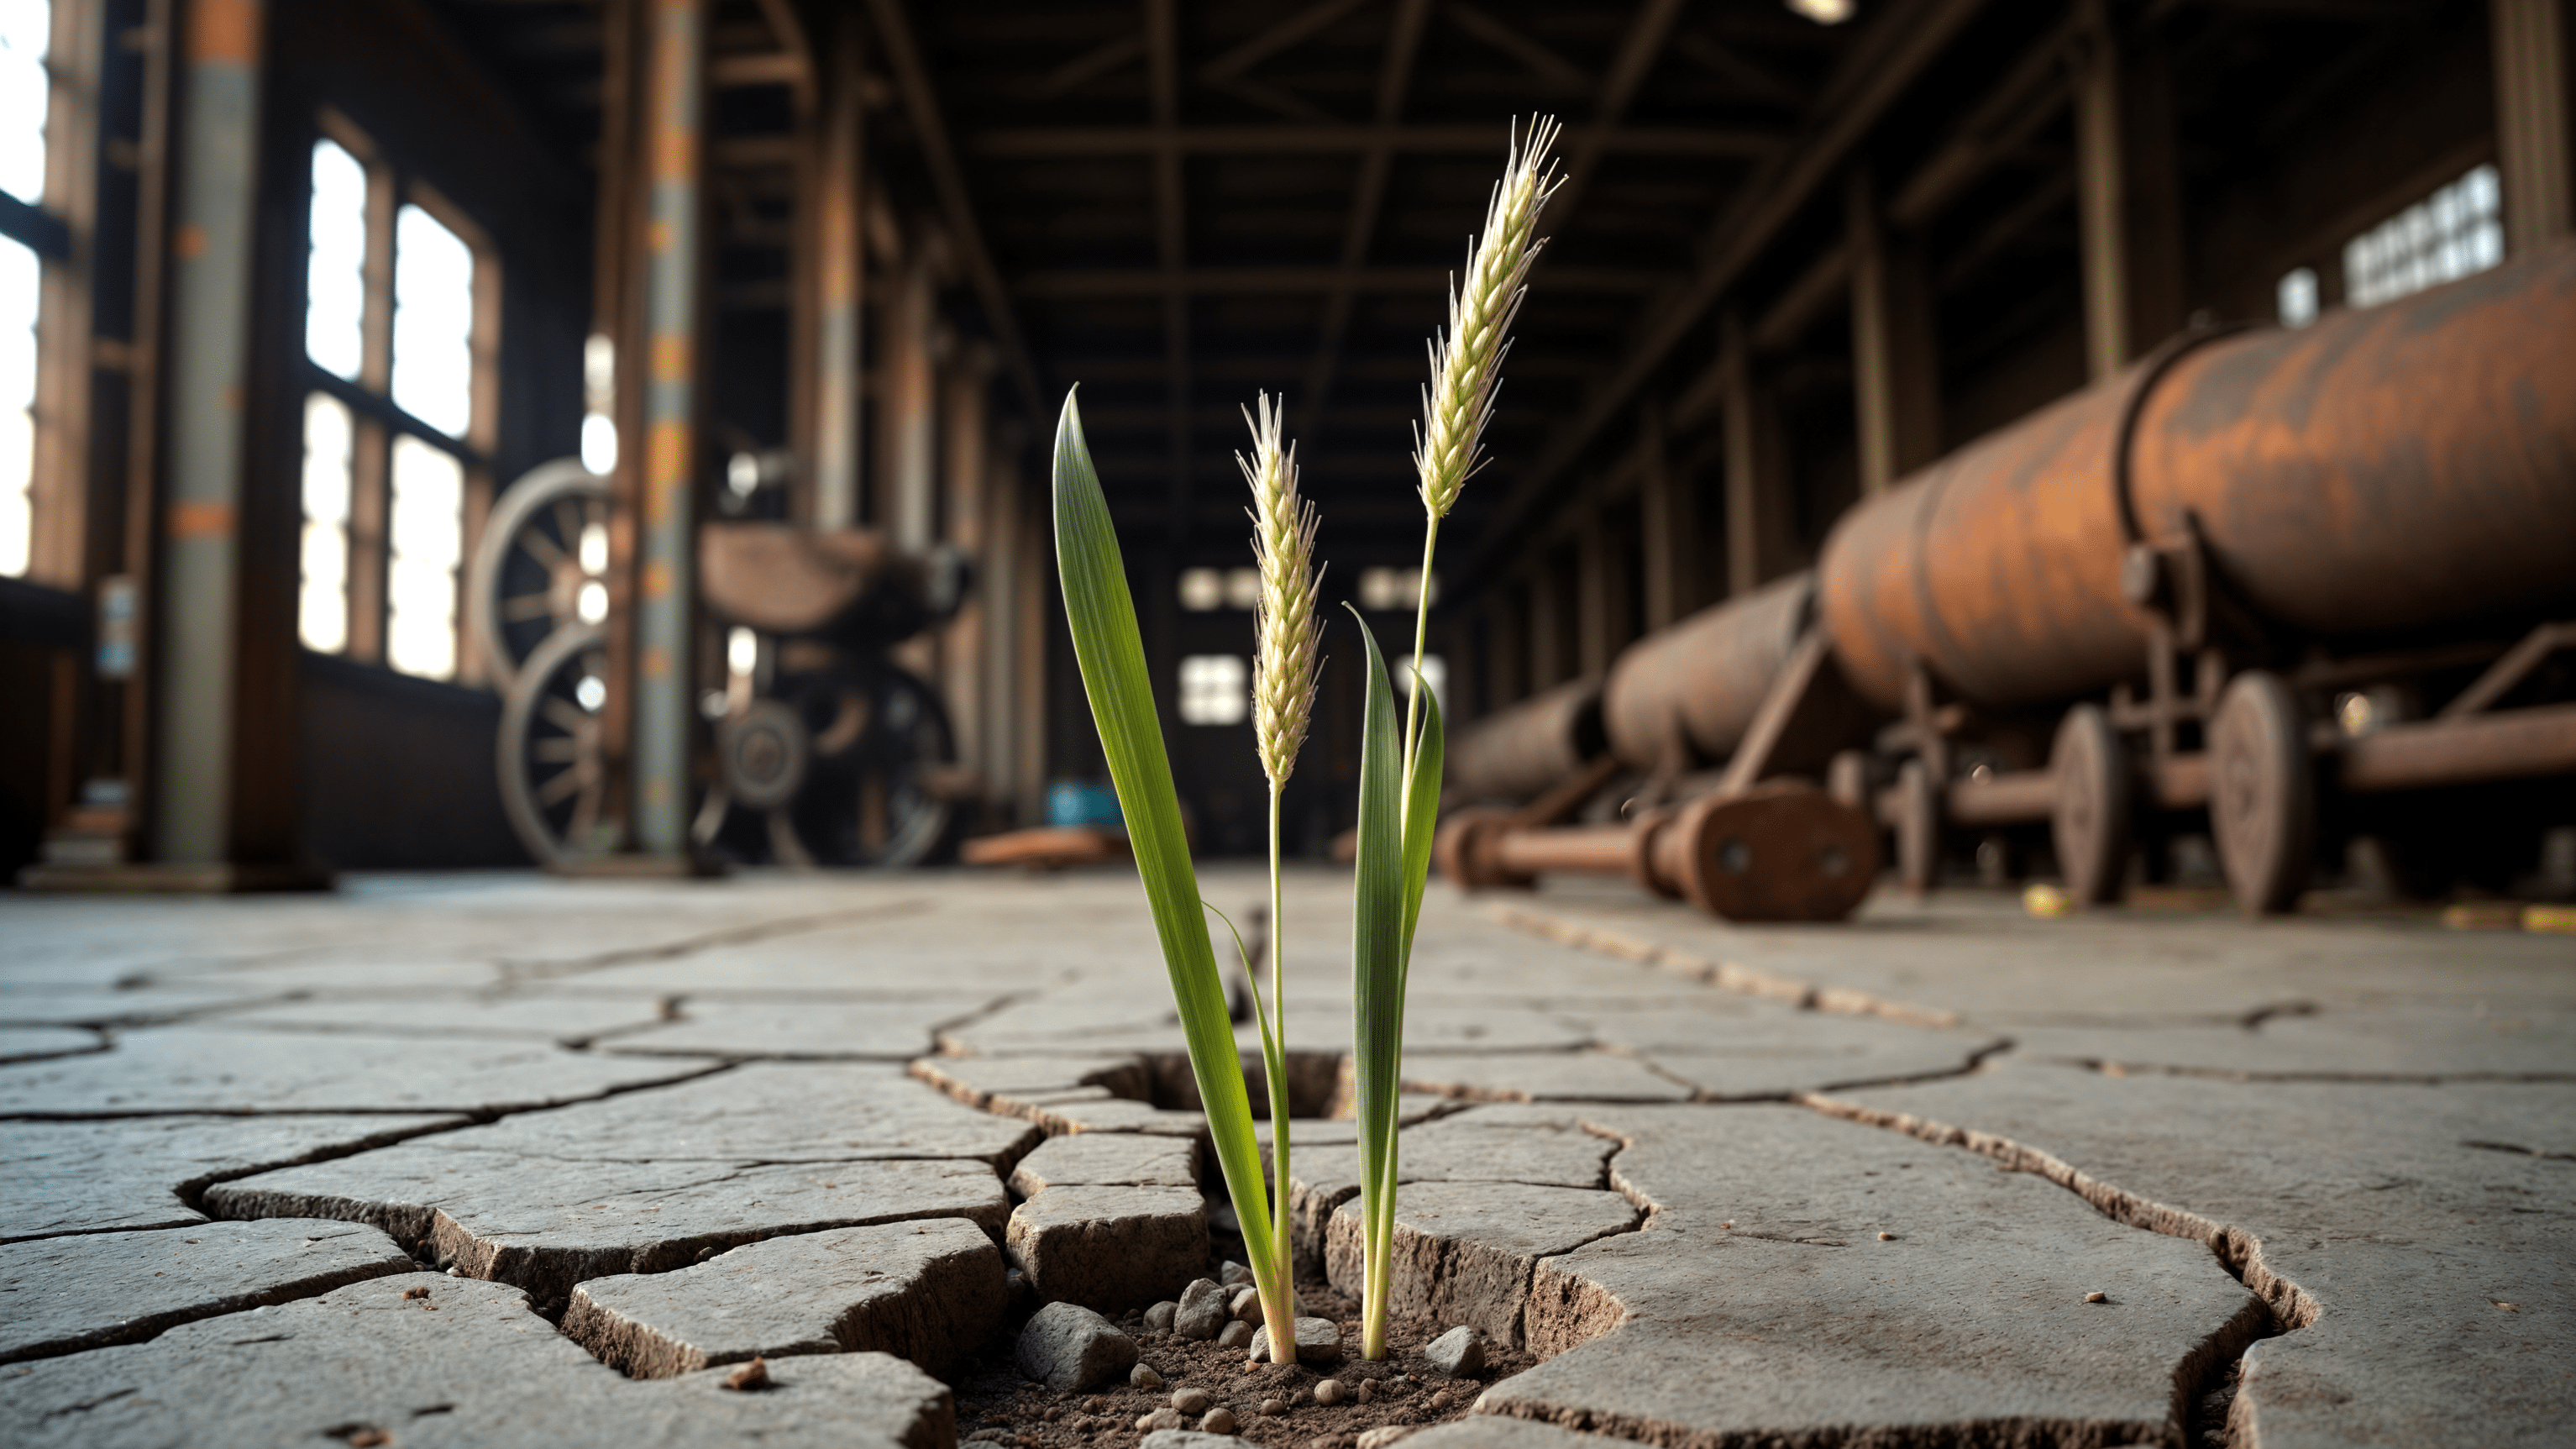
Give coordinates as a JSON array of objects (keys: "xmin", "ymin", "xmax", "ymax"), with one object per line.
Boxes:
[
  {"xmin": 1944, "ymin": 769, "xmax": 2056, "ymax": 827},
  {"xmin": 1602, "ymin": 572, "xmax": 1817, "ymax": 769},
  {"xmin": 2335, "ymin": 704, "xmax": 2576, "ymax": 794},
  {"xmin": 1447, "ymin": 677, "xmax": 1607, "ymax": 803},
  {"xmin": 1820, "ymin": 242, "xmax": 2576, "ymax": 711},
  {"xmin": 1436, "ymin": 785, "xmax": 1879, "ymax": 921}
]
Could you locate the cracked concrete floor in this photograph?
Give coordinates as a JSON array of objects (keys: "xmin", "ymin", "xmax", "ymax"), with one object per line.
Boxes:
[{"xmin": 2, "ymin": 867, "xmax": 2568, "ymax": 1448}]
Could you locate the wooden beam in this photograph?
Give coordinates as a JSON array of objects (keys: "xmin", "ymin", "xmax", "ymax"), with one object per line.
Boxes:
[
  {"xmin": 1015, "ymin": 265, "xmax": 1668, "ymax": 298},
  {"xmin": 1300, "ymin": 0, "xmax": 1434, "ymax": 454},
  {"xmin": 1200, "ymin": 0, "xmax": 1377, "ymax": 81},
  {"xmin": 2494, "ymin": 0, "xmax": 2573, "ymax": 254},
  {"xmin": 2070, "ymin": 7, "xmax": 2128, "ymax": 381},
  {"xmin": 1886, "ymin": 8, "xmax": 2082, "ymax": 228},
  {"xmin": 1460, "ymin": 0, "xmax": 1991, "ymax": 586},
  {"xmin": 1550, "ymin": 0, "xmax": 1692, "ymax": 224},
  {"xmin": 863, "ymin": 0, "xmax": 1047, "ymax": 418},
  {"xmin": 963, "ymin": 123, "xmax": 1786, "ymax": 158},
  {"xmin": 1028, "ymin": 30, "xmax": 1144, "ymax": 103},
  {"xmin": 1846, "ymin": 169, "xmax": 1940, "ymax": 496},
  {"xmin": 1442, "ymin": 2, "xmax": 1592, "ymax": 92}
]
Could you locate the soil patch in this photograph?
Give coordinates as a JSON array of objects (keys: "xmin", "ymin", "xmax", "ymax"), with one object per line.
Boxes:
[{"xmin": 950, "ymin": 1282, "xmax": 1536, "ymax": 1449}]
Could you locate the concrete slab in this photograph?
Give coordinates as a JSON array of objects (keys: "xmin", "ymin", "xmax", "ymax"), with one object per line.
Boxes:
[
  {"xmin": 565, "ymin": 1218, "xmax": 1005, "ymax": 1378},
  {"xmin": 606, "ymin": 996, "xmax": 1005, "ymax": 1059},
  {"xmin": 1008, "ymin": 1131, "xmax": 1199, "ymax": 1195},
  {"xmin": 208, "ymin": 1150, "xmax": 1010, "ymax": 1305},
  {"xmin": 0, "ymin": 1273, "xmax": 957, "ymax": 1449},
  {"xmin": 0, "ymin": 1026, "xmax": 105, "ymax": 1064},
  {"xmin": 1008, "ymin": 1184, "xmax": 1208, "ymax": 1310},
  {"xmin": 0, "ymin": 1027, "xmax": 724, "ymax": 1116},
  {"xmin": 206, "ymin": 992, "xmax": 675, "ymax": 1044},
  {"xmin": 2009, "ymin": 1005, "xmax": 2576, "ymax": 1080},
  {"xmin": 1482, "ymin": 1103, "xmax": 2263, "ymax": 1446},
  {"xmin": 0, "ymin": 1114, "xmax": 466, "ymax": 1239},
  {"xmin": 0, "ymin": 1218, "xmax": 414, "ymax": 1362},
  {"xmin": 1824, "ymin": 1060, "xmax": 2576, "ymax": 1448},
  {"xmin": 1324, "ymin": 1181, "xmax": 1641, "ymax": 1347},
  {"xmin": 1398, "ymin": 1051, "xmax": 1693, "ymax": 1103}
]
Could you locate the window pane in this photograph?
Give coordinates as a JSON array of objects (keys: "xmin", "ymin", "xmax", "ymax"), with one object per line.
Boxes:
[
  {"xmin": 1222, "ymin": 566, "xmax": 1261, "ymax": 611},
  {"xmin": 391, "ymin": 203, "xmax": 475, "ymax": 437},
  {"xmin": 1178, "ymin": 566, "xmax": 1223, "ymax": 612},
  {"xmin": 2343, "ymin": 164, "xmax": 2502, "ymax": 309},
  {"xmin": 305, "ymin": 139, "xmax": 368, "ymax": 380},
  {"xmin": 298, "ymin": 393, "xmax": 354, "ymax": 652},
  {"xmin": 1178, "ymin": 654, "xmax": 1248, "ymax": 726},
  {"xmin": 387, "ymin": 434, "xmax": 464, "ymax": 679},
  {"xmin": 2275, "ymin": 267, "xmax": 2318, "ymax": 328},
  {"xmin": 0, "ymin": 0, "xmax": 48, "ymax": 204},
  {"xmin": 0, "ymin": 233, "xmax": 34, "ymax": 575}
]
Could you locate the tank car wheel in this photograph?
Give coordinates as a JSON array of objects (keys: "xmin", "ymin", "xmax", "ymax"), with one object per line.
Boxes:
[
  {"xmin": 497, "ymin": 622, "xmax": 613, "ymax": 868},
  {"xmin": 2050, "ymin": 703, "xmax": 2133, "ymax": 906},
  {"xmin": 466, "ymin": 459, "xmax": 611, "ymax": 694},
  {"xmin": 2209, "ymin": 670, "xmax": 2316, "ymax": 916},
  {"xmin": 1660, "ymin": 785, "xmax": 1881, "ymax": 922},
  {"xmin": 792, "ymin": 666, "xmax": 957, "ymax": 868},
  {"xmin": 1895, "ymin": 758, "xmax": 1939, "ymax": 895}
]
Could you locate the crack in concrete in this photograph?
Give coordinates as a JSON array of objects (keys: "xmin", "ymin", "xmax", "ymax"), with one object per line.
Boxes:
[
  {"xmin": 1491, "ymin": 905, "xmax": 1965, "ymax": 1028},
  {"xmin": 2049, "ymin": 1058, "xmax": 2576, "ymax": 1085},
  {"xmin": 0, "ymin": 1026, "xmax": 114, "ymax": 1067},
  {"xmin": 2461, "ymin": 1137, "xmax": 2576, "ymax": 1163},
  {"xmin": 0, "ymin": 1058, "xmax": 742, "ymax": 1125},
  {"xmin": 496, "ymin": 899, "xmax": 935, "ymax": 983}
]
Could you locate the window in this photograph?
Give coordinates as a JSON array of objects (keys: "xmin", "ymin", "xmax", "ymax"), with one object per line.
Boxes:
[
  {"xmin": 2276, "ymin": 267, "xmax": 2318, "ymax": 328},
  {"xmin": 1357, "ymin": 565, "xmax": 1436, "ymax": 612},
  {"xmin": 2343, "ymin": 164, "xmax": 2502, "ymax": 310},
  {"xmin": 580, "ymin": 333, "xmax": 616, "ymax": 474},
  {"xmin": 1178, "ymin": 654, "xmax": 1248, "ymax": 726},
  {"xmin": 0, "ymin": 0, "xmax": 50, "ymax": 577},
  {"xmin": 1178, "ymin": 565, "xmax": 1261, "ymax": 612},
  {"xmin": 296, "ymin": 114, "xmax": 496, "ymax": 682}
]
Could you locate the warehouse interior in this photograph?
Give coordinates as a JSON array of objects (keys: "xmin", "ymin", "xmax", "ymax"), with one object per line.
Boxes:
[{"xmin": 0, "ymin": 0, "xmax": 2570, "ymax": 901}]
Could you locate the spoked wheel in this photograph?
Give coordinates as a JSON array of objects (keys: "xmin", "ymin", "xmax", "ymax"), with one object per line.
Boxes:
[
  {"xmin": 467, "ymin": 459, "xmax": 611, "ymax": 694},
  {"xmin": 2050, "ymin": 702, "xmax": 2133, "ymax": 906},
  {"xmin": 498, "ymin": 622, "xmax": 614, "ymax": 868},
  {"xmin": 787, "ymin": 664, "xmax": 958, "ymax": 868},
  {"xmin": 2209, "ymin": 670, "xmax": 2316, "ymax": 916}
]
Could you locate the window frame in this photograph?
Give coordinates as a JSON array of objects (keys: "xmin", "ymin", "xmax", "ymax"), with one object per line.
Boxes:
[
  {"xmin": 297, "ymin": 107, "xmax": 503, "ymax": 685},
  {"xmin": 3, "ymin": 0, "xmax": 102, "ymax": 589}
]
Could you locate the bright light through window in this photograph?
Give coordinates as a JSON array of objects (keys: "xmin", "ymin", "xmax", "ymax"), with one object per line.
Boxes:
[
  {"xmin": 1357, "ymin": 565, "xmax": 1436, "ymax": 612},
  {"xmin": 1398, "ymin": 653, "xmax": 1445, "ymax": 710},
  {"xmin": 2276, "ymin": 266, "xmax": 2318, "ymax": 328},
  {"xmin": 580, "ymin": 333, "xmax": 616, "ymax": 473},
  {"xmin": 0, "ymin": 235, "xmax": 34, "ymax": 575},
  {"xmin": 298, "ymin": 393, "xmax": 354, "ymax": 652},
  {"xmin": 392, "ymin": 203, "xmax": 474, "ymax": 438},
  {"xmin": 0, "ymin": 0, "xmax": 50, "ymax": 205},
  {"xmin": 1178, "ymin": 654, "xmax": 1248, "ymax": 726},
  {"xmin": 305, "ymin": 139, "xmax": 367, "ymax": 379},
  {"xmin": 387, "ymin": 434, "xmax": 464, "ymax": 679},
  {"xmin": 2343, "ymin": 164, "xmax": 2502, "ymax": 310}
]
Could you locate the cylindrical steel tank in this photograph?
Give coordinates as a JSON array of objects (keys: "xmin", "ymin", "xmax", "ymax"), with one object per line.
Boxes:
[
  {"xmin": 1819, "ymin": 240, "xmax": 2576, "ymax": 711},
  {"xmin": 1602, "ymin": 572, "xmax": 1815, "ymax": 769},
  {"xmin": 1447, "ymin": 676, "xmax": 1606, "ymax": 802}
]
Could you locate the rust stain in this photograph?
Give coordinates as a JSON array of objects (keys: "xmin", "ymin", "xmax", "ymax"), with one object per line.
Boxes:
[
  {"xmin": 168, "ymin": 501, "xmax": 235, "ymax": 538},
  {"xmin": 190, "ymin": 0, "xmax": 260, "ymax": 65},
  {"xmin": 173, "ymin": 224, "xmax": 207, "ymax": 260}
]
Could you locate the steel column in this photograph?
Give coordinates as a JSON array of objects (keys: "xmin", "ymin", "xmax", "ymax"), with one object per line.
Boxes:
[
  {"xmin": 633, "ymin": 0, "xmax": 704, "ymax": 856},
  {"xmin": 2494, "ymin": 0, "xmax": 2573, "ymax": 255},
  {"xmin": 812, "ymin": 19, "xmax": 864, "ymax": 528},
  {"xmin": 152, "ymin": 0, "xmax": 264, "ymax": 863}
]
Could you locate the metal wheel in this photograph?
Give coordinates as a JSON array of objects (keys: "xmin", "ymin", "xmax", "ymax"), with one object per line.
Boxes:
[
  {"xmin": 788, "ymin": 665, "xmax": 957, "ymax": 868},
  {"xmin": 1663, "ymin": 785, "xmax": 1880, "ymax": 922},
  {"xmin": 498, "ymin": 622, "xmax": 613, "ymax": 868},
  {"xmin": 2210, "ymin": 670, "xmax": 2316, "ymax": 916},
  {"xmin": 1896, "ymin": 757, "xmax": 1940, "ymax": 895},
  {"xmin": 2050, "ymin": 702, "xmax": 2133, "ymax": 906},
  {"xmin": 467, "ymin": 459, "xmax": 611, "ymax": 694}
]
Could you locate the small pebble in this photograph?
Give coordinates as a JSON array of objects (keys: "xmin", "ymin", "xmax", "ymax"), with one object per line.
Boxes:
[
  {"xmin": 1217, "ymin": 1320, "xmax": 1254, "ymax": 1350},
  {"xmin": 1430, "ymin": 1389, "xmax": 1454, "ymax": 1410},
  {"xmin": 1043, "ymin": 1406, "xmax": 1062, "ymax": 1422},
  {"xmin": 1356, "ymin": 1379, "xmax": 1376, "ymax": 1404},
  {"xmin": 401, "ymin": 1286, "xmax": 430, "ymax": 1299},
  {"xmin": 1083, "ymin": 1396, "xmax": 1107, "ymax": 1414},
  {"xmin": 446, "ymin": 1266, "xmax": 463, "ymax": 1277},
  {"xmin": 1314, "ymin": 1378, "xmax": 1346, "ymax": 1406},
  {"xmin": 723, "ymin": 1357, "xmax": 771, "ymax": 1392},
  {"xmin": 1130, "ymin": 1365, "xmax": 1164, "ymax": 1391},
  {"xmin": 1201, "ymin": 1408, "xmax": 1238, "ymax": 1434},
  {"xmin": 1230, "ymin": 1286, "xmax": 1265, "ymax": 1324},
  {"xmin": 1144, "ymin": 1300, "xmax": 1178, "ymax": 1333},
  {"xmin": 1877, "ymin": 1232, "xmax": 1897, "ymax": 1241},
  {"xmin": 2084, "ymin": 1290, "xmax": 2108, "ymax": 1304},
  {"xmin": 1220, "ymin": 1260, "xmax": 1254, "ymax": 1288},
  {"xmin": 1173, "ymin": 1388, "xmax": 1212, "ymax": 1415},
  {"xmin": 1136, "ymin": 1409, "xmax": 1185, "ymax": 1433},
  {"xmin": 1260, "ymin": 1399, "xmax": 1286, "ymax": 1416}
]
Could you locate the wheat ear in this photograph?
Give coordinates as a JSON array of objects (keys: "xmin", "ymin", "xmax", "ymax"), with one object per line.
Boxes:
[
  {"xmin": 1413, "ymin": 115, "xmax": 1564, "ymax": 520},
  {"xmin": 1242, "ymin": 393, "xmax": 1325, "ymax": 788}
]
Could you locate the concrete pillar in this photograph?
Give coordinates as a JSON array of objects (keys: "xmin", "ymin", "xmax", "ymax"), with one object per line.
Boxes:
[
  {"xmin": 1636, "ymin": 404, "xmax": 1693, "ymax": 632},
  {"xmin": 879, "ymin": 255, "xmax": 936, "ymax": 550},
  {"xmin": 153, "ymin": 0, "xmax": 266, "ymax": 864},
  {"xmin": 811, "ymin": 18, "xmax": 864, "ymax": 528},
  {"xmin": 980, "ymin": 449, "xmax": 1022, "ymax": 819},
  {"xmin": 632, "ymin": 0, "xmax": 705, "ymax": 856},
  {"xmin": 2495, "ymin": 0, "xmax": 2573, "ymax": 255},
  {"xmin": 2071, "ymin": 16, "xmax": 2129, "ymax": 382},
  {"xmin": 1846, "ymin": 171, "xmax": 1943, "ymax": 496}
]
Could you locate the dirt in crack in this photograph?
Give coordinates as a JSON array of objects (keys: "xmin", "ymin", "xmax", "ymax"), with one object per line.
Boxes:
[{"xmin": 948, "ymin": 1275, "xmax": 1534, "ymax": 1449}]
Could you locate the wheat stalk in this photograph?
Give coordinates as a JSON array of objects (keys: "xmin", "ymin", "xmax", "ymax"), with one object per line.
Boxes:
[
  {"xmin": 1243, "ymin": 393, "xmax": 1325, "ymax": 790},
  {"xmin": 1413, "ymin": 115, "xmax": 1563, "ymax": 521}
]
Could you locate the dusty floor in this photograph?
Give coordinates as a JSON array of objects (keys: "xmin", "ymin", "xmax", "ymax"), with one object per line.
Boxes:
[{"xmin": 1, "ymin": 864, "xmax": 2569, "ymax": 1448}]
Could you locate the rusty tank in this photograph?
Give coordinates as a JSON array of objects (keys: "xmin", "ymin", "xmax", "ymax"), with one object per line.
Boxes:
[
  {"xmin": 1445, "ymin": 676, "xmax": 1605, "ymax": 802},
  {"xmin": 1818, "ymin": 239, "xmax": 2576, "ymax": 711},
  {"xmin": 1602, "ymin": 572, "xmax": 1816, "ymax": 769}
]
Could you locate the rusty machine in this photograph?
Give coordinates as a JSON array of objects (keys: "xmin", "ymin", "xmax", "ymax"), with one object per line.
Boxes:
[
  {"xmin": 1441, "ymin": 241, "xmax": 2576, "ymax": 921},
  {"xmin": 466, "ymin": 461, "xmax": 965, "ymax": 869}
]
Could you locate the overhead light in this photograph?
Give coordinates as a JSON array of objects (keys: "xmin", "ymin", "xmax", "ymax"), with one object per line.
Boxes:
[{"xmin": 1787, "ymin": 0, "xmax": 1854, "ymax": 24}]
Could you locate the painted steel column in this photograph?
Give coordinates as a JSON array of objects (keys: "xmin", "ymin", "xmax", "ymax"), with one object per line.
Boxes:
[
  {"xmin": 880, "ymin": 256, "xmax": 936, "ymax": 551},
  {"xmin": 812, "ymin": 20, "xmax": 865, "ymax": 528},
  {"xmin": 633, "ymin": 0, "xmax": 704, "ymax": 856},
  {"xmin": 153, "ymin": 0, "xmax": 263, "ymax": 864},
  {"xmin": 939, "ymin": 357, "xmax": 989, "ymax": 791},
  {"xmin": 2494, "ymin": 0, "xmax": 2573, "ymax": 255}
]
